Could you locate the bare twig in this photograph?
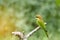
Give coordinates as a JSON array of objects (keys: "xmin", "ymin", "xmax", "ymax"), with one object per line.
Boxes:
[
  {"xmin": 12, "ymin": 26, "xmax": 40, "ymax": 40},
  {"xmin": 24, "ymin": 27, "xmax": 40, "ymax": 38},
  {"xmin": 12, "ymin": 32, "xmax": 24, "ymax": 39}
]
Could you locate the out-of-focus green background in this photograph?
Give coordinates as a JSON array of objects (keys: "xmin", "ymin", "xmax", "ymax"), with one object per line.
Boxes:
[{"xmin": 0, "ymin": 0, "xmax": 60, "ymax": 40}]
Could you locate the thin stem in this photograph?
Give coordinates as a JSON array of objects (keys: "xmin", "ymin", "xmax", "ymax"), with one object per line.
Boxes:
[
  {"xmin": 12, "ymin": 26, "xmax": 40, "ymax": 40},
  {"xmin": 24, "ymin": 27, "xmax": 40, "ymax": 38}
]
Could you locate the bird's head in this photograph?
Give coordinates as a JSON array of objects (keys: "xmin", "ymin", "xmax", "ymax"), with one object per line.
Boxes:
[{"xmin": 36, "ymin": 15, "xmax": 42, "ymax": 20}]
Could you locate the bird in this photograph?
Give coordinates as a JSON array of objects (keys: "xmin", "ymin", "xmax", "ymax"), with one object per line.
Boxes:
[{"xmin": 35, "ymin": 15, "xmax": 48, "ymax": 37}]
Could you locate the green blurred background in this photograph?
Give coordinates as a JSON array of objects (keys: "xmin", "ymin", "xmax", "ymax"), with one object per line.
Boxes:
[{"xmin": 0, "ymin": 0, "xmax": 60, "ymax": 40}]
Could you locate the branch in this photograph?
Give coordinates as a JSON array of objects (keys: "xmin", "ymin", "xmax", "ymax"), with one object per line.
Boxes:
[
  {"xmin": 12, "ymin": 26, "xmax": 40, "ymax": 40},
  {"xmin": 24, "ymin": 26, "xmax": 40, "ymax": 38},
  {"xmin": 12, "ymin": 32, "xmax": 24, "ymax": 39}
]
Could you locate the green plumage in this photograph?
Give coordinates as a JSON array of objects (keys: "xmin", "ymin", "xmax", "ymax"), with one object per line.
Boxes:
[
  {"xmin": 36, "ymin": 16, "xmax": 48, "ymax": 37},
  {"xmin": 36, "ymin": 19, "xmax": 46, "ymax": 29}
]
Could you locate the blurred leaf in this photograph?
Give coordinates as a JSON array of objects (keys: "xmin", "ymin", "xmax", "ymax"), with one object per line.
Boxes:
[{"xmin": 56, "ymin": 0, "xmax": 60, "ymax": 7}]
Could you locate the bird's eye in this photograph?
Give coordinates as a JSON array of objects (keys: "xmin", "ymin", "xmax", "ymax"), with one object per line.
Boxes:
[
  {"xmin": 36, "ymin": 16, "xmax": 39, "ymax": 18},
  {"xmin": 36, "ymin": 15, "xmax": 39, "ymax": 18},
  {"xmin": 36, "ymin": 15, "xmax": 42, "ymax": 19}
]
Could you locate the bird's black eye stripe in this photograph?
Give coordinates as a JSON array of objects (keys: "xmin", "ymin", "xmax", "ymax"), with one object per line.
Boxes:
[{"xmin": 36, "ymin": 16, "xmax": 39, "ymax": 18}]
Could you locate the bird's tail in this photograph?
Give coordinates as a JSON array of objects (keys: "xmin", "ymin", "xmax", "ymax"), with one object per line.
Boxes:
[
  {"xmin": 44, "ymin": 29, "xmax": 49, "ymax": 38},
  {"xmin": 45, "ymin": 30, "xmax": 50, "ymax": 40}
]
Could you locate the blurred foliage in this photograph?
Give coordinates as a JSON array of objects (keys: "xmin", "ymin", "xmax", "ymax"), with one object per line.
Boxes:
[
  {"xmin": 0, "ymin": 0, "xmax": 60, "ymax": 40},
  {"xmin": 56, "ymin": 0, "xmax": 60, "ymax": 7}
]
